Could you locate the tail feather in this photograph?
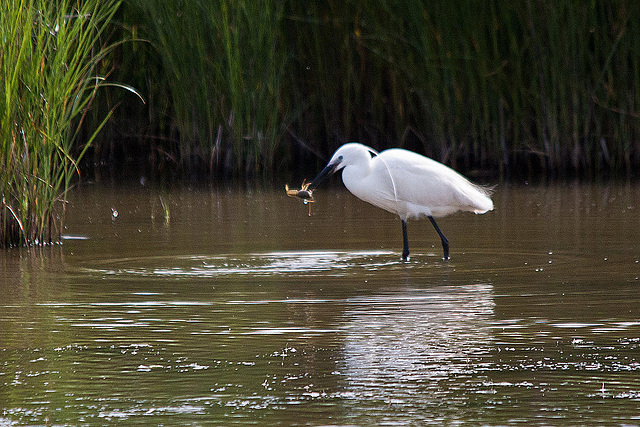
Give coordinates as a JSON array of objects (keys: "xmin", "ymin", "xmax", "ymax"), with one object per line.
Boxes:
[{"xmin": 467, "ymin": 183, "xmax": 494, "ymax": 214}]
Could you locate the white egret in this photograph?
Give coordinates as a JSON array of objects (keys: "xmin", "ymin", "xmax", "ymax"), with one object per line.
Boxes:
[{"xmin": 307, "ymin": 143, "xmax": 494, "ymax": 261}]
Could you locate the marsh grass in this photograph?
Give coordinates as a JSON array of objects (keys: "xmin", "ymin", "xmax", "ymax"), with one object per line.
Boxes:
[
  {"xmin": 131, "ymin": 0, "xmax": 634, "ymax": 178},
  {"xmin": 127, "ymin": 0, "xmax": 287, "ymax": 178},
  {"xmin": 291, "ymin": 0, "xmax": 640, "ymax": 176},
  {"xmin": 12, "ymin": 0, "xmax": 640, "ymax": 191},
  {"xmin": 0, "ymin": 0, "xmax": 123, "ymax": 247}
]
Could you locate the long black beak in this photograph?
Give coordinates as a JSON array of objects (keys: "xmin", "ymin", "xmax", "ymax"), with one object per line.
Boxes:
[{"xmin": 307, "ymin": 161, "xmax": 339, "ymax": 191}]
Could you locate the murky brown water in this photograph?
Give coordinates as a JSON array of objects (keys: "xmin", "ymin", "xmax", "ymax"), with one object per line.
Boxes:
[{"xmin": 1, "ymin": 182, "xmax": 640, "ymax": 424}]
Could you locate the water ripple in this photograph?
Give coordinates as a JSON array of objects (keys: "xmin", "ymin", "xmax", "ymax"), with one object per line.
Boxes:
[
  {"xmin": 77, "ymin": 248, "xmax": 585, "ymax": 280},
  {"xmin": 82, "ymin": 250, "xmax": 398, "ymax": 278}
]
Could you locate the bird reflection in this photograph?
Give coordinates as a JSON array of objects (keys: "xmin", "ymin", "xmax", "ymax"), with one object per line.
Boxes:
[{"xmin": 340, "ymin": 283, "xmax": 495, "ymax": 415}]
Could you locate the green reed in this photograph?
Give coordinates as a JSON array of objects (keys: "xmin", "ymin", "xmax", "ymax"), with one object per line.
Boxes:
[
  {"xmin": 108, "ymin": 1, "xmax": 640, "ymax": 178},
  {"xmin": 0, "ymin": 0, "xmax": 122, "ymax": 247},
  {"xmin": 285, "ymin": 0, "xmax": 640, "ymax": 176},
  {"xmin": 126, "ymin": 0, "xmax": 287, "ymax": 177}
]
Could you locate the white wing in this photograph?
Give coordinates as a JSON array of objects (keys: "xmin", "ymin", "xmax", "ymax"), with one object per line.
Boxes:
[{"xmin": 365, "ymin": 149, "xmax": 493, "ymax": 219}]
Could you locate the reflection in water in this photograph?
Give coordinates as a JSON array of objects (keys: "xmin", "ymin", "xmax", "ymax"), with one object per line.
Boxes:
[
  {"xmin": 2, "ymin": 184, "xmax": 640, "ymax": 424},
  {"xmin": 341, "ymin": 284, "xmax": 495, "ymax": 423}
]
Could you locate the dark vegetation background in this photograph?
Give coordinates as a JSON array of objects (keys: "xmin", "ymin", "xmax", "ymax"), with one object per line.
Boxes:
[
  {"xmin": 90, "ymin": 0, "xmax": 640, "ymax": 182},
  {"xmin": 2, "ymin": 0, "xmax": 639, "ymax": 248}
]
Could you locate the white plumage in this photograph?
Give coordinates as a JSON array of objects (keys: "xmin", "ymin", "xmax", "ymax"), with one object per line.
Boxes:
[{"xmin": 308, "ymin": 143, "xmax": 494, "ymax": 260}]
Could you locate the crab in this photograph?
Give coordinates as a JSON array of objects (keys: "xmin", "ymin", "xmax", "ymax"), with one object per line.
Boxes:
[{"xmin": 285, "ymin": 180, "xmax": 315, "ymax": 215}]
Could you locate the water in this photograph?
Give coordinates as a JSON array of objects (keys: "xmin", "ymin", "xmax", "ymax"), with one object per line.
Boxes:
[{"xmin": 2, "ymin": 183, "xmax": 640, "ymax": 425}]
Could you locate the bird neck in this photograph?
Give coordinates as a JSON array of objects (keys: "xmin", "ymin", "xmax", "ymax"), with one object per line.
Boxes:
[{"xmin": 341, "ymin": 161, "xmax": 371, "ymax": 195}]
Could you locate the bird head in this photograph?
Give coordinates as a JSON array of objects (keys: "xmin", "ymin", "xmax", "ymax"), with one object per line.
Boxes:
[{"xmin": 307, "ymin": 143, "xmax": 377, "ymax": 190}]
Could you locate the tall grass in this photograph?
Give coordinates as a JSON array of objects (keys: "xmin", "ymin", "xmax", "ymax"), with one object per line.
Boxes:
[
  {"xmin": 78, "ymin": 1, "xmax": 640, "ymax": 178},
  {"xmin": 284, "ymin": 0, "xmax": 640, "ymax": 176},
  {"xmin": 0, "ymin": 0, "xmax": 122, "ymax": 247},
  {"xmin": 125, "ymin": 0, "xmax": 287, "ymax": 178}
]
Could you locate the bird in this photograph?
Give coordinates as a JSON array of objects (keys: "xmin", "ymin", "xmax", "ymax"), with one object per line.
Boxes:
[{"xmin": 306, "ymin": 143, "xmax": 494, "ymax": 261}]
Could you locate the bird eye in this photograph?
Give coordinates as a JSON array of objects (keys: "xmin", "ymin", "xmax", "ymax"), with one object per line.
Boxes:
[{"xmin": 338, "ymin": 155, "xmax": 343, "ymax": 161}]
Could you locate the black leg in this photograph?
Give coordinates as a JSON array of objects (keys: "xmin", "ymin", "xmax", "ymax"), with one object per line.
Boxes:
[
  {"xmin": 401, "ymin": 219, "xmax": 410, "ymax": 261},
  {"xmin": 428, "ymin": 216, "xmax": 449, "ymax": 260}
]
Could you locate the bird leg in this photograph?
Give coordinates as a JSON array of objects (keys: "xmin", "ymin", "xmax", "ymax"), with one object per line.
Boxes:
[
  {"xmin": 401, "ymin": 219, "xmax": 410, "ymax": 261},
  {"xmin": 428, "ymin": 216, "xmax": 450, "ymax": 260}
]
